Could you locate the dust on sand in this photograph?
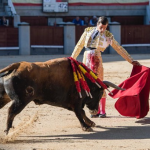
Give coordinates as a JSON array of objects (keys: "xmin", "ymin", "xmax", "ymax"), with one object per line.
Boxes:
[{"xmin": 0, "ymin": 55, "xmax": 150, "ymax": 150}]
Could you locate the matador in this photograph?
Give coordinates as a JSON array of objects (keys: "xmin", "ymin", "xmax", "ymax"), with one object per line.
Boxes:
[{"xmin": 71, "ymin": 16, "xmax": 140, "ymax": 118}]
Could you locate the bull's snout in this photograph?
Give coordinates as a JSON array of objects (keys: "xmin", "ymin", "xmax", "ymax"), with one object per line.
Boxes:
[{"xmin": 89, "ymin": 109, "xmax": 98, "ymax": 115}]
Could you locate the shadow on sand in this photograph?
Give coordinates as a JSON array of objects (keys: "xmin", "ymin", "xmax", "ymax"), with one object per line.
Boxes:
[{"xmin": 7, "ymin": 117, "xmax": 150, "ymax": 143}]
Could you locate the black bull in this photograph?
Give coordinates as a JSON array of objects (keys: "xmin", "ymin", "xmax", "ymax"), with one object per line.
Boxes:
[{"xmin": 0, "ymin": 58, "xmax": 122, "ymax": 134}]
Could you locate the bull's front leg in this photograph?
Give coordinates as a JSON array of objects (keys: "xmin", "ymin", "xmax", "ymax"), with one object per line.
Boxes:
[
  {"xmin": 74, "ymin": 106, "xmax": 91, "ymax": 131},
  {"xmin": 81, "ymin": 110, "xmax": 95, "ymax": 127}
]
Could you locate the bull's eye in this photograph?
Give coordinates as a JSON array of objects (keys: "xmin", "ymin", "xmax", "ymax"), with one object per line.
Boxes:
[{"xmin": 25, "ymin": 86, "xmax": 34, "ymax": 96}]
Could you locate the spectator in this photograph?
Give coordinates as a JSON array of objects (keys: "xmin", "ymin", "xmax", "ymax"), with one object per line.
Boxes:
[
  {"xmin": 53, "ymin": 21, "xmax": 58, "ymax": 26},
  {"xmin": 72, "ymin": 16, "xmax": 83, "ymax": 26},
  {"xmin": 1, "ymin": 16, "xmax": 9, "ymax": 26},
  {"xmin": 0, "ymin": 19, "xmax": 2, "ymax": 26},
  {"xmin": 89, "ymin": 16, "xmax": 98, "ymax": 26},
  {"xmin": 83, "ymin": 17, "xmax": 90, "ymax": 26}
]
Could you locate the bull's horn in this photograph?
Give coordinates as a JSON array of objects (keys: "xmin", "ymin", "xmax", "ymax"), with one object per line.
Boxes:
[{"xmin": 103, "ymin": 81, "xmax": 125, "ymax": 91}]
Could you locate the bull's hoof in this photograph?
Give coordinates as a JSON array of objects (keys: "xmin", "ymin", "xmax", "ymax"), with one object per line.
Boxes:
[
  {"xmin": 4, "ymin": 129, "xmax": 9, "ymax": 135},
  {"xmin": 82, "ymin": 127, "xmax": 93, "ymax": 132},
  {"xmin": 90, "ymin": 122, "xmax": 96, "ymax": 127},
  {"xmin": 85, "ymin": 121, "xmax": 96, "ymax": 127}
]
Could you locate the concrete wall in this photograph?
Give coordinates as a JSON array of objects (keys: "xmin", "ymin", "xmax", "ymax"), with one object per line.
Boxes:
[
  {"xmin": 18, "ymin": 22, "xmax": 30, "ymax": 55},
  {"xmin": 14, "ymin": 5, "xmax": 147, "ymax": 17},
  {"xmin": 109, "ymin": 23, "xmax": 121, "ymax": 54},
  {"xmin": 145, "ymin": 5, "xmax": 150, "ymax": 24},
  {"xmin": 31, "ymin": 47, "xmax": 64, "ymax": 55},
  {"xmin": 64, "ymin": 24, "xmax": 75, "ymax": 55}
]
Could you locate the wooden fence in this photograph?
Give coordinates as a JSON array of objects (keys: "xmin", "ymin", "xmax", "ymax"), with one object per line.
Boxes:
[
  {"xmin": 121, "ymin": 25, "xmax": 150, "ymax": 44},
  {"xmin": 75, "ymin": 26, "xmax": 87, "ymax": 43},
  {"xmin": 21, "ymin": 16, "xmax": 48, "ymax": 26},
  {"xmin": 30, "ymin": 26, "xmax": 64, "ymax": 45},
  {"xmin": 75, "ymin": 25, "xmax": 150, "ymax": 45},
  {"xmin": 0, "ymin": 27, "xmax": 18, "ymax": 47},
  {"xmin": 0, "ymin": 25, "xmax": 150, "ymax": 47}
]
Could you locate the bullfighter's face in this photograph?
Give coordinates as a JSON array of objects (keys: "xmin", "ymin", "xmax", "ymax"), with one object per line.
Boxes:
[{"xmin": 97, "ymin": 23, "xmax": 108, "ymax": 34}]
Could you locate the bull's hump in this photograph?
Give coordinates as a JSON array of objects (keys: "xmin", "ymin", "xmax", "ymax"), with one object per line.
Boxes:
[
  {"xmin": 17, "ymin": 62, "xmax": 35, "ymax": 72},
  {"xmin": 45, "ymin": 57, "xmax": 67, "ymax": 64},
  {"xmin": 18, "ymin": 58, "xmax": 68, "ymax": 72}
]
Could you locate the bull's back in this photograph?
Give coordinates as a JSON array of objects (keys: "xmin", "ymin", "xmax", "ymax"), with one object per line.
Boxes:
[
  {"xmin": 28, "ymin": 58, "xmax": 75, "ymax": 103},
  {"xmin": 34, "ymin": 58, "xmax": 76, "ymax": 106},
  {"xmin": 34, "ymin": 58, "xmax": 73, "ymax": 86},
  {"xmin": 2, "ymin": 58, "xmax": 76, "ymax": 107}
]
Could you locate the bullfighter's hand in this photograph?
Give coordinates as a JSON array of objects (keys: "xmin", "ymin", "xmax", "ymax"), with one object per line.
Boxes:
[{"xmin": 132, "ymin": 60, "xmax": 141, "ymax": 66}]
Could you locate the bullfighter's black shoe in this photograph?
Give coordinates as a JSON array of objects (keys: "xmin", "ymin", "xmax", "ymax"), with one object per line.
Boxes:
[{"xmin": 99, "ymin": 113, "xmax": 106, "ymax": 118}]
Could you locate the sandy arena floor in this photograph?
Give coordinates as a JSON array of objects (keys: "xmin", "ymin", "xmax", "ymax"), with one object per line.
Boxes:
[{"xmin": 0, "ymin": 54, "xmax": 150, "ymax": 150}]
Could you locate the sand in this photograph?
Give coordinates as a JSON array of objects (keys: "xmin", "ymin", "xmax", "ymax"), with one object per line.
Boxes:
[{"xmin": 0, "ymin": 54, "xmax": 150, "ymax": 150}]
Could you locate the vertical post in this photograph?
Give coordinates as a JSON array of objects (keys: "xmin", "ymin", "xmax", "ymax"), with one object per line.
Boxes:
[
  {"xmin": 109, "ymin": 22, "xmax": 121, "ymax": 54},
  {"xmin": 13, "ymin": 14, "xmax": 20, "ymax": 28},
  {"xmin": 64, "ymin": 23, "xmax": 75, "ymax": 55},
  {"xmin": 18, "ymin": 22, "xmax": 30, "ymax": 55},
  {"xmin": 145, "ymin": 5, "xmax": 150, "ymax": 25}
]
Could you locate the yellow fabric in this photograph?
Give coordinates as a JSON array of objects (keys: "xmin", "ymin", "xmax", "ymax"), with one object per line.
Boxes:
[
  {"xmin": 71, "ymin": 30, "xmax": 87, "ymax": 59},
  {"xmin": 72, "ymin": 27, "xmax": 134, "ymax": 98},
  {"xmin": 71, "ymin": 28, "xmax": 112, "ymax": 59},
  {"xmin": 111, "ymin": 39, "xmax": 133, "ymax": 64},
  {"xmin": 72, "ymin": 27, "xmax": 133, "ymax": 63},
  {"xmin": 73, "ymin": 72, "xmax": 78, "ymax": 81}
]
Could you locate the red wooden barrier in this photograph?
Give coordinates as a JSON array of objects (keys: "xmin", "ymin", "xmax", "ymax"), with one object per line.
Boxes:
[
  {"xmin": 0, "ymin": 27, "xmax": 18, "ymax": 47},
  {"xmin": 121, "ymin": 25, "xmax": 150, "ymax": 44},
  {"xmin": 30, "ymin": 26, "xmax": 64, "ymax": 45}
]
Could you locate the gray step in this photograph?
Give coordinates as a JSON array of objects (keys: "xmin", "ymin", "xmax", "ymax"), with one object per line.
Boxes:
[
  {"xmin": 0, "ymin": 11, "xmax": 6, "ymax": 16},
  {"xmin": 2, "ymin": 0, "xmax": 8, "ymax": 4},
  {"xmin": 0, "ymin": 6, "xmax": 4, "ymax": 11},
  {"xmin": 0, "ymin": 10, "xmax": 5, "ymax": 12}
]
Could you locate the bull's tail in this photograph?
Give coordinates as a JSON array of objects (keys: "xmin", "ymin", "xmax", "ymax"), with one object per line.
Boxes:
[{"xmin": 0, "ymin": 62, "xmax": 20, "ymax": 76}]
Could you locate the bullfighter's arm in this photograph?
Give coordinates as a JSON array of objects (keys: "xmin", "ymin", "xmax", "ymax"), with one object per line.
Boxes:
[
  {"xmin": 104, "ymin": 30, "xmax": 133, "ymax": 64},
  {"xmin": 71, "ymin": 31, "xmax": 87, "ymax": 59},
  {"xmin": 111, "ymin": 38, "xmax": 133, "ymax": 64}
]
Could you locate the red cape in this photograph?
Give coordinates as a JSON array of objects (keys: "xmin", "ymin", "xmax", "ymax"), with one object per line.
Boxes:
[{"xmin": 109, "ymin": 65, "xmax": 150, "ymax": 119}]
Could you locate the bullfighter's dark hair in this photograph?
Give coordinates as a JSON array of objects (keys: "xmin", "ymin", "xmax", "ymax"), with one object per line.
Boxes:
[{"xmin": 97, "ymin": 16, "xmax": 108, "ymax": 25}]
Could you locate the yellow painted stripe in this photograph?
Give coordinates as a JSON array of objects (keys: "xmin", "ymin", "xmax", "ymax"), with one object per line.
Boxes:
[
  {"xmin": 73, "ymin": 72, "xmax": 78, "ymax": 82},
  {"xmin": 89, "ymin": 71, "xmax": 98, "ymax": 80},
  {"xmin": 77, "ymin": 70, "xmax": 82, "ymax": 79},
  {"xmin": 78, "ymin": 65, "xmax": 87, "ymax": 74},
  {"xmin": 81, "ymin": 73, "xmax": 85, "ymax": 81}
]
